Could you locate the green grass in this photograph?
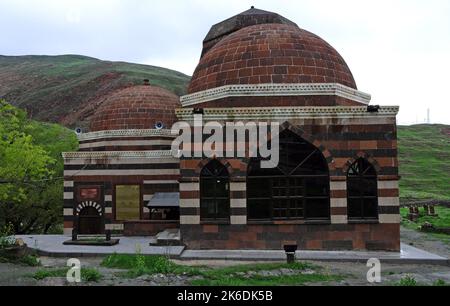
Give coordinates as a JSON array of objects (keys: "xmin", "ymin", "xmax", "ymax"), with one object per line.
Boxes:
[
  {"xmin": 33, "ymin": 268, "xmax": 67, "ymax": 280},
  {"xmin": 433, "ymin": 280, "xmax": 448, "ymax": 286},
  {"xmin": 401, "ymin": 206, "xmax": 450, "ymax": 229},
  {"xmin": 200, "ymin": 262, "xmax": 315, "ymax": 279},
  {"xmin": 101, "ymin": 254, "xmax": 340, "ymax": 286},
  {"xmin": 398, "ymin": 125, "xmax": 450, "ymax": 201},
  {"xmin": 401, "ymin": 206, "xmax": 450, "ymax": 244},
  {"xmin": 191, "ymin": 273, "xmax": 341, "ymax": 286},
  {"xmin": 192, "ymin": 261, "xmax": 340, "ymax": 286},
  {"xmin": 0, "ymin": 254, "xmax": 41, "ymax": 267},
  {"xmin": 101, "ymin": 254, "xmax": 201, "ymax": 277},
  {"xmin": 395, "ymin": 276, "xmax": 418, "ymax": 287},
  {"xmin": 33, "ymin": 267, "xmax": 102, "ymax": 282}
]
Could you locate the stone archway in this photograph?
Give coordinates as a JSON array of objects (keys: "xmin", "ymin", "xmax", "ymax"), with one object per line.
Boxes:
[{"xmin": 77, "ymin": 201, "xmax": 103, "ymax": 235}]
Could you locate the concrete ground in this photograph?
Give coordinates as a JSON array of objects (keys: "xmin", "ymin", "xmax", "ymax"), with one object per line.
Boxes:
[
  {"xmin": 17, "ymin": 234, "xmax": 448, "ymax": 265},
  {"xmin": 0, "ymin": 227, "xmax": 446, "ymax": 286},
  {"xmin": 16, "ymin": 235, "xmax": 185, "ymax": 257}
]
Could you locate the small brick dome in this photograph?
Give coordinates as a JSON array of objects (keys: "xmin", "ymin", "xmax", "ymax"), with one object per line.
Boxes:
[
  {"xmin": 90, "ymin": 85, "xmax": 181, "ymax": 132},
  {"xmin": 188, "ymin": 23, "xmax": 357, "ymax": 94}
]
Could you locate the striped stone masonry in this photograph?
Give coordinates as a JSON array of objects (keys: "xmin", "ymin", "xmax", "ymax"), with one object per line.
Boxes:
[
  {"xmin": 230, "ymin": 182, "xmax": 247, "ymax": 225},
  {"xmin": 330, "ymin": 179, "xmax": 348, "ymax": 224},
  {"xmin": 177, "ymin": 114, "xmax": 401, "ymax": 251},
  {"xmin": 378, "ymin": 180, "xmax": 401, "ymax": 224},
  {"xmin": 179, "ymin": 180, "xmax": 201, "ymax": 225},
  {"xmin": 63, "ymin": 180, "xmax": 75, "ymax": 235},
  {"xmin": 62, "ymin": 149, "xmax": 180, "ymax": 234}
]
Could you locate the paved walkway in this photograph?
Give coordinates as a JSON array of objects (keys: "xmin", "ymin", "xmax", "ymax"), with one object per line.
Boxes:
[
  {"xmin": 17, "ymin": 235, "xmax": 449, "ymax": 265},
  {"xmin": 181, "ymin": 244, "xmax": 449, "ymax": 265},
  {"xmin": 17, "ymin": 235, "xmax": 185, "ymax": 257}
]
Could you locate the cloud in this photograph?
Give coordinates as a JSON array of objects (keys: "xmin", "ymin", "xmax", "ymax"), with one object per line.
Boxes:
[{"xmin": 0, "ymin": 0, "xmax": 449, "ymax": 124}]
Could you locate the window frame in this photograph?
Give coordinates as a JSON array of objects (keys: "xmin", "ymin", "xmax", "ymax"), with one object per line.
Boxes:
[
  {"xmin": 200, "ymin": 160, "xmax": 231, "ymax": 222},
  {"xmin": 247, "ymin": 130, "xmax": 331, "ymax": 222},
  {"xmin": 347, "ymin": 158, "xmax": 379, "ymax": 221}
]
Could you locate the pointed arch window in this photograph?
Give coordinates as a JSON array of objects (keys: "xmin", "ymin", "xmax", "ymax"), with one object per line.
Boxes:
[
  {"xmin": 347, "ymin": 158, "xmax": 379, "ymax": 220},
  {"xmin": 200, "ymin": 160, "xmax": 230, "ymax": 221},
  {"xmin": 247, "ymin": 129, "xmax": 330, "ymax": 221}
]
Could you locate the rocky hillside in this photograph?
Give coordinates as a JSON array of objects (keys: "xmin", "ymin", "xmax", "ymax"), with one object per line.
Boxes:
[{"xmin": 0, "ymin": 55, "xmax": 190, "ymax": 129}]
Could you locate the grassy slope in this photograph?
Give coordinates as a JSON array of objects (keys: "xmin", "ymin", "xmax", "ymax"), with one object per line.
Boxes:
[
  {"xmin": 26, "ymin": 120, "xmax": 78, "ymax": 170},
  {"xmin": 0, "ymin": 55, "xmax": 190, "ymax": 126},
  {"xmin": 398, "ymin": 125, "xmax": 450, "ymax": 201}
]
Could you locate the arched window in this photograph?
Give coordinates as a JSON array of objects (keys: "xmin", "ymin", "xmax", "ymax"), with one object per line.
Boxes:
[
  {"xmin": 347, "ymin": 158, "xmax": 379, "ymax": 220},
  {"xmin": 200, "ymin": 160, "xmax": 230, "ymax": 221},
  {"xmin": 247, "ymin": 129, "xmax": 330, "ymax": 221}
]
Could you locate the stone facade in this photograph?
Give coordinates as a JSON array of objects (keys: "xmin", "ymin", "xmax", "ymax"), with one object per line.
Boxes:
[
  {"xmin": 62, "ymin": 7, "xmax": 401, "ymax": 252},
  {"xmin": 176, "ymin": 106, "xmax": 400, "ymax": 251}
]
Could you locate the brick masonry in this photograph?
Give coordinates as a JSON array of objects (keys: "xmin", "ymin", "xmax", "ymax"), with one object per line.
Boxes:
[
  {"xmin": 63, "ymin": 153, "xmax": 180, "ymax": 235},
  {"xmin": 189, "ymin": 23, "xmax": 357, "ymax": 94},
  {"xmin": 90, "ymin": 85, "xmax": 181, "ymax": 132},
  {"xmin": 178, "ymin": 115, "xmax": 400, "ymax": 251},
  {"xmin": 181, "ymin": 223, "xmax": 400, "ymax": 251}
]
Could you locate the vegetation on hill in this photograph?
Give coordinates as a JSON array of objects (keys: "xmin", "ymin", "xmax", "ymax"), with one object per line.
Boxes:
[
  {"xmin": 0, "ymin": 100, "xmax": 77, "ymax": 234},
  {"xmin": 0, "ymin": 55, "xmax": 190, "ymax": 128},
  {"xmin": 398, "ymin": 125, "xmax": 450, "ymax": 201}
]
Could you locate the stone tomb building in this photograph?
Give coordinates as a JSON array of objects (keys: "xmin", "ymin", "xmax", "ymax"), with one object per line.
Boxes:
[{"xmin": 63, "ymin": 8, "xmax": 401, "ymax": 251}]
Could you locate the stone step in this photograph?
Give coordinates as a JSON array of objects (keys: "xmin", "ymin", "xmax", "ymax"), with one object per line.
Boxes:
[{"xmin": 150, "ymin": 229, "xmax": 183, "ymax": 246}]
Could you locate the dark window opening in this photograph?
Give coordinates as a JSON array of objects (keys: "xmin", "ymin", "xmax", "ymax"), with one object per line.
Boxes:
[
  {"xmin": 200, "ymin": 160, "xmax": 230, "ymax": 221},
  {"xmin": 247, "ymin": 129, "xmax": 330, "ymax": 221},
  {"xmin": 347, "ymin": 158, "xmax": 379, "ymax": 220},
  {"xmin": 78, "ymin": 207, "xmax": 102, "ymax": 235}
]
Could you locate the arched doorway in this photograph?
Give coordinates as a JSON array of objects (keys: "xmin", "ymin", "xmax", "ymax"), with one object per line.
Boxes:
[{"xmin": 78, "ymin": 206, "xmax": 103, "ymax": 235}]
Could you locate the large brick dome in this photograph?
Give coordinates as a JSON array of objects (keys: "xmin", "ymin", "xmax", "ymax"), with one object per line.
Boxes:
[
  {"xmin": 188, "ymin": 13, "xmax": 357, "ymax": 94},
  {"xmin": 90, "ymin": 84, "xmax": 180, "ymax": 132}
]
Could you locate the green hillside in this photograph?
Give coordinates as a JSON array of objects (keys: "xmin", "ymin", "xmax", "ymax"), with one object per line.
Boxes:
[
  {"xmin": 0, "ymin": 55, "xmax": 190, "ymax": 127},
  {"xmin": 398, "ymin": 124, "xmax": 450, "ymax": 201}
]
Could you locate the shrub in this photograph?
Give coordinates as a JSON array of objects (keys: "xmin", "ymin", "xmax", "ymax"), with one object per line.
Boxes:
[
  {"xmin": 433, "ymin": 279, "xmax": 447, "ymax": 286},
  {"xmin": 82, "ymin": 268, "xmax": 102, "ymax": 282},
  {"xmin": 397, "ymin": 276, "xmax": 417, "ymax": 286},
  {"xmin": 0, "ymin": 223, "xmax": 16, "ymax": 249},
  {"xmin": 19, "ymin": 255, "xmax": 41, "ymax": 267}
]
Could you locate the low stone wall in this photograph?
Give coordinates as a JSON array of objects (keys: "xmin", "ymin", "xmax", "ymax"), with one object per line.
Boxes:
[
  {"xmin": 181, "ymin": 223, "xmax": 401, "ymax": 252},
  {"xmin": 123, "ymin": 220, "xmax": 179, "ymax": 236}
]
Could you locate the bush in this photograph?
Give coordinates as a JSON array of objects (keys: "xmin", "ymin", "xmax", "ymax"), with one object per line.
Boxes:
[
  {"xmin": 397, "ymin": 276, "xmax": 417, "ymax": 286},
  {"xmin": 20, "ymin": 255, "xmax": 41, "ymax": 267},
  {"xmin": 33, "ymin": 269, "xmax": 67, "ymax": 280},
  {"xmin": 433, "ymin": 279, "xmax": 447, "ymax": 286},
  {"xmin": 101, "ymin": 254, "xmax": 200, "ymax": 277},
  {"xmin": 0, "ymin": 223, "xmax": 16, "ymax": 249},
  {"xmin": 82, "ymin": 268, "xmax": 102, "ymax": 282}
]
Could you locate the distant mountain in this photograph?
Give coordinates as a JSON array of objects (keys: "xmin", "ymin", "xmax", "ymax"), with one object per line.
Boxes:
[{"xmin": 0, "ymin": 55, "xmax": 191, "ymax": 129}]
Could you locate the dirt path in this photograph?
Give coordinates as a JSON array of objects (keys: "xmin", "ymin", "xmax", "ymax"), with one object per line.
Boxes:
[
  {"xmin": 1, "ymin": 256, "xmax": 449, "ymax": 286},
  {"xmin": 401, "ymin": 226, "xmax": 450, "ymax": 258}
]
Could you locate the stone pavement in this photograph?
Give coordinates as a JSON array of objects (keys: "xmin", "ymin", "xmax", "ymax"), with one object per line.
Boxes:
[
  {"xmin": 181, "ymin": 244, "xmax": 449, "ymax": 265},
  {"xmin": 17, "ymin": 235, "xmax": 449, "ymax": 265},
  {"xmin": 17, "ymin": 235, "xmax": 185, "ymax": 257}
]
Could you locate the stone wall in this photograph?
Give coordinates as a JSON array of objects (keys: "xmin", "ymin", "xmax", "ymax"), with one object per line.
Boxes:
[{"xmin": 178, "ymin": 113, "xmax": 400, "ymax": 251}]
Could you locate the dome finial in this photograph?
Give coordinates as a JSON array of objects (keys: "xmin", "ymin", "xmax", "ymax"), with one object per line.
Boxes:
[{"xmin": 251, "ymin": 6, "xmax": 255, "ymax": 9}]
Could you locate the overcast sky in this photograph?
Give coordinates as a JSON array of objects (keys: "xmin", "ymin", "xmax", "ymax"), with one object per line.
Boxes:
[{"xmin": 1, "ymin": 0, "xmax": 449, "ymax": 125}]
